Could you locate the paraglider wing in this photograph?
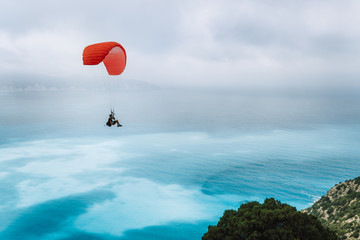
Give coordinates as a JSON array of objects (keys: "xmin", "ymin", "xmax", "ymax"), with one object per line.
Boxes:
[{"xmin": 82, "ymin": 41, "xmax": 127, "ymax": 75}]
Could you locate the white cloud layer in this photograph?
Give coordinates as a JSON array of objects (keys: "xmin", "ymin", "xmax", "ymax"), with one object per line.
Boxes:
[
  {"xmin": 2, "ymin": 128, "xmax": 360, "ymax": 235},
  {"xmin": 1, "ymin": 0, "xmax": 360, "ymax": 90},
  {"xmin": 1, "ymin": 135, "xmax": 241, "ymax": 235},
  {"xmin": 74, "ymin": 178, "xmax": 237, "ymax": 235},
  {"xmin": 4, "ymin": 139, "xmax": 130, "ymax": 207}
]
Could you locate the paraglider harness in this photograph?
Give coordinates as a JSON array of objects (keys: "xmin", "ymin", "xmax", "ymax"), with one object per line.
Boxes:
[
  {"xmin": 106, "ymin": 109, "xmax": 122, "ymax": 127},
  {"xmin": 106, "ymin": 110, "xmax": 114, "ymax": 127}
]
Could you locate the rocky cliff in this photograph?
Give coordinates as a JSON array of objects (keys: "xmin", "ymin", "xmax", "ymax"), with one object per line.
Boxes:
[{"xmin": 304, "ymin": 177, "xmax": 360, "ymax": 240}]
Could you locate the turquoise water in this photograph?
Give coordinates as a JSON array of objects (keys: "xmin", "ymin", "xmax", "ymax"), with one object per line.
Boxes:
[{"xmin": 1, "ymin": 90, "xmax": 360, "ymax": 240}]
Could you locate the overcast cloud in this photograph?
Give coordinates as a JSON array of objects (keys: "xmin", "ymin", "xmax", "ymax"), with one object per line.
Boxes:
[{"xmin": 1, "ymin": 0, "xmax": 360, "ymax": 91}]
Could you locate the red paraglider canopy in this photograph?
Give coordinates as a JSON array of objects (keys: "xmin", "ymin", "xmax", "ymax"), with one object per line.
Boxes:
[{"xmin": 82, "ymin": 41, "xmax": 127, "ymax": 75}]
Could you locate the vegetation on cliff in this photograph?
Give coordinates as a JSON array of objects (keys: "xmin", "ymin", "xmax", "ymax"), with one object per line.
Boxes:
[
  {"xmin": 304, "ymin": 177, "xmax": 360, "ymax": 240},
  {"xmin": 202, "ymin": 198, "xmax": 337, "ymax": 240}
]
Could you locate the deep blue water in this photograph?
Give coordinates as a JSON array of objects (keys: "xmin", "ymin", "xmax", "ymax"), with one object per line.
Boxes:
[{"xmin": 1, "ymin": 90, "xmax": 360, "ymax": 240}]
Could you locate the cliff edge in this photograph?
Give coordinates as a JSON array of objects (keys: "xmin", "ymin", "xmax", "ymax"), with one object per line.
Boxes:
[{"xmin": 304, "ymin": 177, "xmax": 360, "ymax": 240}]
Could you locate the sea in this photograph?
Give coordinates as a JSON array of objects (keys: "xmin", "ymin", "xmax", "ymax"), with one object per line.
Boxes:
[{"xmin": 0, "ymin": 89, "xmax": 360, "ymax": 240}]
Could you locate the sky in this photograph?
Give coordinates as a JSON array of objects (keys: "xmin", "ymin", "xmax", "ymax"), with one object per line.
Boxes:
[{"xmin": 1, "ymin": 0, "xmax": 360, "ymax": 92}]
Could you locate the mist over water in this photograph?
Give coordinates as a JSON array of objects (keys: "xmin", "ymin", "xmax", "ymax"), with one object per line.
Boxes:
[
  {"xmin": 1, "ymin": 89, "xmax": 360, "ymax": 240},
  {"xmin": 2, "ymin": 89, "xmax": 360, "ymax": 138}
]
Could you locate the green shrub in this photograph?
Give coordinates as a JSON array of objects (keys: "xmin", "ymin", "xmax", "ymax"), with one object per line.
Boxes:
[{"xmin": 202, "ymin": 198, "xmax": 338, "ymax": 240}]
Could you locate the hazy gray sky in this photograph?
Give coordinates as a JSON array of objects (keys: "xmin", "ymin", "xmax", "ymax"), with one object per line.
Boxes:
[{"xmin": 1, "ymin": 0, "xmax": 360, "ymax": 91}]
